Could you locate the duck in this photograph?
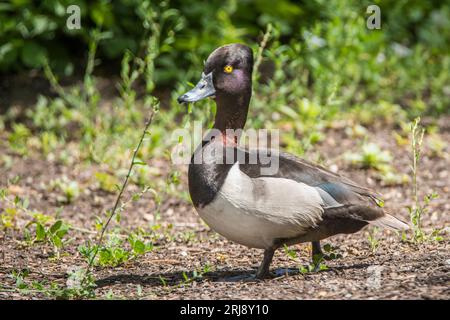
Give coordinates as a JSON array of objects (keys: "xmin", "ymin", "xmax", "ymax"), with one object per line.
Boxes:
[{"xmin": 177, "ymin": 43, "xmax": 409, "ymax": 279}]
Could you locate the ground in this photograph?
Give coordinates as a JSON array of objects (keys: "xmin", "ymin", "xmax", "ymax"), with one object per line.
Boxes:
[{"xmin": 0, "ymin": 114, "xmax": 449, "ymax": 300}]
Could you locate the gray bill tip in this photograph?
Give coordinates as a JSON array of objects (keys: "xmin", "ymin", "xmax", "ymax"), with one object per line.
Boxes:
[{"xmin": 177, "ymin": 72, "xmax": 215, "ymax": 104}]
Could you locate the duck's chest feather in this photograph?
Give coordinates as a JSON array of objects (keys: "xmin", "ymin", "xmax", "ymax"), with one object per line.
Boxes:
[
  {"xmin": 189, "ymin": 152, "xmax": 325, "ymax": 249},
  {"xmin": 188, "ymin": 140, "xmax": 234, "ymax": 208}
]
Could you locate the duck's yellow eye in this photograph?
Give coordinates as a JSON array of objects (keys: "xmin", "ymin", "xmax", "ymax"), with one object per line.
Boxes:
[{"xmin": 223, "ymin": 65, "xmax": 233, "ymax": 73}]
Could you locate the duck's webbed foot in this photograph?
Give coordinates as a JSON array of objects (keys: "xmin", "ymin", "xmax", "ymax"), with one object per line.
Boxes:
[{"xmin": 255, "ymin": 248, "xmax": 275, "ymax": 279}]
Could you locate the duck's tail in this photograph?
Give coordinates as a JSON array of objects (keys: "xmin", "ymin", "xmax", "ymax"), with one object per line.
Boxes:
[{"xmin": 369, "ymin": 212, "xmax": 409, "ymax": 231}]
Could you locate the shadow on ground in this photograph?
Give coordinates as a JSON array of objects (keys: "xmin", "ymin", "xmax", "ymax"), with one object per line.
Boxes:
[{"xmin": 95, "ymin": 262, "xmax": 374, "ymax": 288}]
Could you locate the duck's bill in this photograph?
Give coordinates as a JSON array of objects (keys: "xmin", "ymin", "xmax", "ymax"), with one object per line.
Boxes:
[{"xmin": 177, "ymin": 72, "xmax": 215, "ymax": 104}]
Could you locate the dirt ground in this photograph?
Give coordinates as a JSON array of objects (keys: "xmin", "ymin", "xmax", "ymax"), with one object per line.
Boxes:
[{"xmin": 0, "ymin": 116, "xmax": 449, "ymax": 300}]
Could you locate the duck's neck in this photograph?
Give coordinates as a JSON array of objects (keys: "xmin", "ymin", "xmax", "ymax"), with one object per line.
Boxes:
[{"xmin": 213, "ymin": 90, "xmax": 251, "ymax": 133}]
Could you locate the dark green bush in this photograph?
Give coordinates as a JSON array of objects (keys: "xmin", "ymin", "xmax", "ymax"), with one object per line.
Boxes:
[{"xmin": 0, "ymin": 0, "xmax": 448, "ymax": 115}]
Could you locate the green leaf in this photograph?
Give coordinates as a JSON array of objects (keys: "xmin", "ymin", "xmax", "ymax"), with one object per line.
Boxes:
[
  {"xmin": 0, "ymin": 43, "xmax": 18, "ymax": 67},
  {"xmin": 35, "ymin": 223, "xmax": 46, "ymax": 241},
  {"xmin": 132, "ymin": 160, "xmax": 147, "ymax": 166},
  {"xmin": 133, "ymin": 240, "xmax": 146, "ymax": 255},
  {"xmin": 22, "ymin": 198, "xmax": 29, "ymax": 209},
  {"xmin": 21, "ymin": 42, "xmax": 47, "ymax": 68},
  {"xmin": 52, "ymin": 235, "xmax": 62, "ymax": 248},
  {"xmin": 56, "ymin": 228, "xmax": 68, "ymax": 238},
  {"xmin": 50, "ymin": 220, "xmax": 63, "ymax": 234}
]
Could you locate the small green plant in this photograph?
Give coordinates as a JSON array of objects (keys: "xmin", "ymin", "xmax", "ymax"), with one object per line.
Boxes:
[
  {"xmin": 282, "ymin": 244, "xmax": 341, "ymax": 274},
  {"xmin": 0, "ymin": 206, "xmax": 18, "ymax": 230},
  {"xmin": 6, "ymin": 268, "xmax": 96, "ymax": 299},
  {"xmin": 345, "ymin": 142, "xmax": 392, "ymax": 171},
  {"xmin": 26, "ymin": 219, "xmax": 70, "ymax": 259},
  {"xmin": 0, "ymin": 188, "xmax": 95, "ymax": 259},
  {"xmin": 179, "ymin": 263, "xmax": 213, "ymax": 287},
  {"xmin": 283, "ymin": 244, "xmax": 298, "ymax": 260},
  {"xmin": 95, "ymin": 172, "xmax": 120, "ymax": 193},
  {"xmin": 50, "ymin": 177, "xmax": 81, "ymax": 204},
  {"xmin": 81, "ymin": 234, "xmax": 130, "ymax": 267},
  {"xmin": 367, "ymin": 227, "xmax": 380, "ymax": 253},
  {"xmin": 306, "ymin": 244, "xmax": 342, "ymax": 273},
  {"xmin": 78, "ymin": 102, "xmax": 159, "ymax": 291},
  {"xmin": 408, "ymin": 117, "xmax": 441, "ymax": 243},
  {"xmin": 7, "ymin": 123, "xmax": 32, "ymax": 156},
  {"xmin": 79, "ymin": 229, "xmax": 155, "ymax": 268},
  {"xmin": 180, "ymin": 230, "xmax": 198, "ymax": 244}
]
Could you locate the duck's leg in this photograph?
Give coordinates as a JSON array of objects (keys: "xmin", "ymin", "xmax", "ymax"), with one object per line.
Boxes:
[
  {"xmin": 311, "ymin": 241, "xmax": 325, "ymax": 272},
  {"xmin": 255, "ymin": 247, "xmax": 275, "ymax": 279},
  {"xmin": 311, "ymin": 241, "xmax": 323, "ymax": 258}
]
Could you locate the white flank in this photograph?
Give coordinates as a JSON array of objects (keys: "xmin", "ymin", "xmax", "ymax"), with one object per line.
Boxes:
[{"xmin": 197, "ymin": 162, "xmax": 324, "ymax": 249}]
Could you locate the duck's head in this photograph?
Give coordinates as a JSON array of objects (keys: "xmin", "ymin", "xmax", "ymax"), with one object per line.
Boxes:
[{"xmin": 177, "ymin": 43, "xmax": 253, "ymax": 104}]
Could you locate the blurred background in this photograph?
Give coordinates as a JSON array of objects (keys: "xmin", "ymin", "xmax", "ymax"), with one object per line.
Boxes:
[{"xmin": 1, "ymin": 0, "xmax": 449, "ymax": 113}]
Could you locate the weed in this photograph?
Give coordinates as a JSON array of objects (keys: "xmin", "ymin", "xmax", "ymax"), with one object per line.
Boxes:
[
  {"xmin": 427, "ymin": 132, "xmax": 446, "ymax": 158},
  {"xmin": 0, "ymin": 186, "xmax": 94, "ymax": 258},
  {"xmin": 344, "ymin": 141, "xmax": 407, "ymax": 186},
  {"xmin": 0, "ymin": 207, "xmax": 18, "ymax": 230},
  {"xmin": 159, "ymin": 276, "xmax": 167, "ymax": 287},
  {"xmin": 308, "ymin": 244, "xmax": 342, "ymax": 273},
  {"xmin": 408, "ymin": 117, "xmax": 442, "ymax": 243},
  {"xmin": 76, "ymin": 99, "xmax": 159, "ymax": 293},
  {"xmin": 7, "ymin": 123, "xmax": 32, "ymax": 156},
  {"xmin": 49, "ymin": 177, "xmax": 80, "ymax": 204},
  {"xmin": 283, "ymin": 244, "xmax": 298, "ymax": 260},
  {"xmin": 179, "ymin": 263, "xmax": 213, "ymax": 286},
  {"xmin": 180, "ymin": 230, "xmax": 198, "ymax": 244},
  {"xmin": 5, "ymin": 267, "xmax": 96, "ymax": 299},
  {"xmin": 282, "ymin": 244, "xmax": 341, "ymax": 274},
  {"xmin": 367, "ymin": 227, "xmax": 380, "ymax": 253},
  {"xmin": 26, "ymin": 219, "xmax": 70, "ymax": 259},
  {"xmin": 345, "ymin": 142, "xmax": 392, "ymax": 171},
  {"xmin": 79, "ymin": 229, "xmax": 155, "ymax": 268},
  {"xmin": 95, "ymin": 172, "xmax": 120, "ymax": 193}
]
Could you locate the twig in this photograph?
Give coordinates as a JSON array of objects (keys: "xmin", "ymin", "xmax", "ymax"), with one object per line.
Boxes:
[
  {"xmin": 84, "ymin": 108, "xmax": 158, "ymax": 278},
  {"xmin": 410, "ymin": 117, "xmax": 425, "ymax": 241},
  {"xmin": 253, "ymin": 23, "xmax": 272, "ymax": 84}
]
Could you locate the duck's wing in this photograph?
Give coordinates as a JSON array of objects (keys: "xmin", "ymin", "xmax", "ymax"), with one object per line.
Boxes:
[{"xmin": 239, "ymin": 148, "xmax": 409, "ymax": 231}]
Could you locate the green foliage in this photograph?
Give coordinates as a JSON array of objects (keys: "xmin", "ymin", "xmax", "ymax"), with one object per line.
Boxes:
[
  {"xmin": 7, "ymin": 123, "xmax": 32, "ymax": 156},
  {"xmin": 0, "ymin": 207, "xmax": 18, "ymax": 229},
  {"xmin": 49, "ymin": 176, "xmax": 81, "ymax": 204},
  {"xmin": 7, "ymin": 268, "xmax": 96, "ymax": 299},
  {"xmin": 283, "ymin": 243, "xmax": 341, "ymax": 274},
  {"xmin": 1, "ymin": 1, "xmax": 448, "ymax": 115},
  {"xmin": 27, "ymin": 219, "xmax": 70, "ymax": 258},
  {"xmin": 345, "ymin": 142, "xmax": 392, "ymax": 170},
  {"xmin": 78, "ymin": 230, "xmax": 154, "ymax": 267},
  {"xmin": 367, "ymin": 227, "xmax": 380, "ymax": 253},
  {"xmin": 95, "ymin": 172, "xmax": 119, "ymax": 193}
]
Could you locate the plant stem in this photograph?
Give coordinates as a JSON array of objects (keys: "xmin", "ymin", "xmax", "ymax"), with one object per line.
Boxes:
[
  {"xmin": 84, "ymin": 109, "xmax": 157, "ymax": 278},
  {"xmin": 253, "ymin": 23, "xmax": 273, "ymax": 85},
  {"xmin": 410, "ymin": 117, "xmax": 424, "ymax": 241}
]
